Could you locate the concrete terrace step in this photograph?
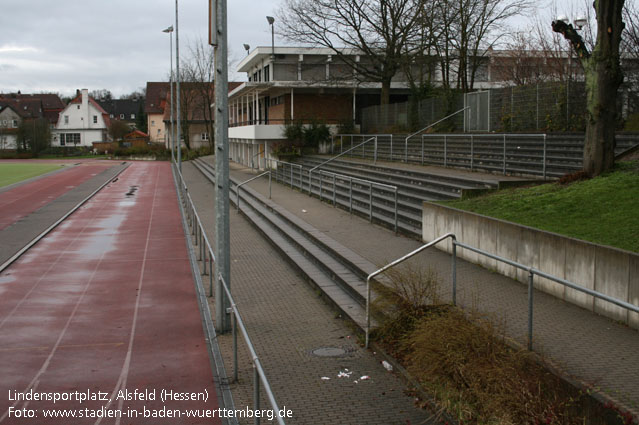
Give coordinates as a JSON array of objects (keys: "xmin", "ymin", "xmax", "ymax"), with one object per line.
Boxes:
[{"xmin": 192, "ymin": 158, "xmax": 382, "ymax": 330}]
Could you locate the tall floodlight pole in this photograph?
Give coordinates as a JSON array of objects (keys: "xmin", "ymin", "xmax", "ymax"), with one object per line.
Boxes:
[
  {"xmin": 211, "ymin": 0, "xmax": 231, "ymax": 332},
  {"xmin": 162, "ymin": 26, "xmax": 175, "ymax": 162},
  {"xmin": 175, "ymin": 0, "xmax": 182, "ymax": 171}
]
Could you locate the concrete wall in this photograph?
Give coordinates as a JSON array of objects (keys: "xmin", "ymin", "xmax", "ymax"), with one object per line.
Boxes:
[{"xmin": 422, "ymin": 201, "xmax": 639, "ymax": 328}]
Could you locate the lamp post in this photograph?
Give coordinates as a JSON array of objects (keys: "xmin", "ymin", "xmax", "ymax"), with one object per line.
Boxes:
[
  {"xmin": 266, "ymin": 16, "xmax": 275, "ymax": 60},
  {"xmin": 175, "ymin": 0, "xmax": 182, "ymax": 171},
  {"xmin": 162, "ymin": 26, "xmax": 175, "ymax": 162},
  {"xmin": 243, "ymin": 43, "xmax": 250, "ymax": 56}
]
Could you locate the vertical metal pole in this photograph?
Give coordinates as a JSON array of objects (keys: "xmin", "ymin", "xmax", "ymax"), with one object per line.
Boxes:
[
  {"xmin": 369, "ymin": 183, "xmax": 373, "ymax": 222},
  {"xmin": 444, "ymin": 135, "xmax": 447, "ymax": 167},
  {"xmin": 175, "ymin": 0, "xmax": 182, "ymax": 171},
  {"xmin": 349, "ymin": 178, "xmax": 353, "ymax": 214},
  {"xmin": 503, "ymin": 134, "xmax": 506, "ymax": 175},
  {"xmin": 233, "ymin": 312, "xmax": 238, "ymax": 383},
  {"xmin": 203, "ymin": 245, "xmax": 207, "ymax": 275},
  {"xmin": 214, "ymin": 0, "xmax": 231, "ymax": 333},
  {"xmin": 394, "ymin": 189, "xmax": 398, "ymax": 234},
  {"xmin": 421, "ymin": 135, "xmax": 424, "ymax": 165},
  {"xmin": 528, "ymin": 271, "xmax": 534, "ymax": 351},
  {"xmin": 319, "ymin": 173, "xmax": 323, "ymax": 201},
  {"xmin": 340, "ymin": 135, "xmax": 343, "ymax": 153},
  {"xmin": 290, "ymin": 165, "xmax": 293, "ymax": 188},
  {"xmin": 390, "ymin": 134, "xmax": 393, "ymax": 160},
  {"xmin": 374, "ymin": 136, "xmax": 377, "ymax": 164},
  {"xmin": 169, "ymin": 31, "xmax": 175, "ymax": 162},
  {"xmin": 333, "ymin": 174, "xmax": 336, "ymax": 206},
  {"xmin": 254, "ymin": 367, "xmax": 260, "ymax": 425},
  {"xmin": 209, "ymin": 257, "xmax": 213, "ymax": 297},
  {"xmin": 542, "ymin": 134, "xmax": 547, "ymax": 179},
  {"xmin": 452, "ymin": 242, "xmax": 457, "ymax": 306},
  {"xmin": 268, "ymin": 170, "xmax": 272, "ymax": 199},
  {"xmin": 470, "ymin": 134, "xmax": 474, "ymax": 171},
  {"xmin": 331, "ymin": 135, "xmax": 334, "ymax": 154}
]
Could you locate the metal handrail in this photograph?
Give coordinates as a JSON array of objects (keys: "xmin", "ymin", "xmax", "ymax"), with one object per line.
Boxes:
[
  {"xmin": 365, "ymin": 232, "xmax": 639, "ymax": 351},
  {"xmin": 236, "ymin": 171, "xmax": 272, "ymax": 211},
  {"xmin": 365, "ymin": 233, "xmax": 456, "ymax": 347},
  {"xmin": 221, "ymin": 275, "xmax": 286, "ymax": 425},
  {"xmin": 317, "ymin": 169, "xmax": 399, "ymax": 232},
  {"xmin": 404, "ymin": 107, "xmax": 469, "ymax": 162},
  {"xmin": 308, "ymin": 136, "xmax": 377, "ymax": 194},
  {"xmin": 266, "ymin": 158, "xmax": 304, "ymax": 190},
  {"xmin": 173, "ymin": 161, "xmax": 285, "ymax": 425}
]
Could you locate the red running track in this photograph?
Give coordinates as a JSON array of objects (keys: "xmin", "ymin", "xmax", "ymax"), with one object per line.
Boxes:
[
  {"xmin": 0, "ymin": 162, "xmax": 222, "ymax": 425},
  {"xmin": 0, "ymin": 161, "xmax": 115, "ymax": 231}
]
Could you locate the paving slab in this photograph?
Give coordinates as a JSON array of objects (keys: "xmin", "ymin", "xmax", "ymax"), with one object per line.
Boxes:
[
  {"xmin": 214, "ymin": 157, "xmax": 639, "ymax": 420},
  {"xmin": 182, "ymin": 162, "xmax": 441, "ymax": 425},
  {"xmin": 0, "ymin": 162, "xmax": 222, "ymax": 425}
]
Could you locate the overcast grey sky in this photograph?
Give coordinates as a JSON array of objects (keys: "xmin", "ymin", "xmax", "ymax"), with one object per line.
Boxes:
[{"xmin": 0, "ymin": 0, "xmax": 587, "ymax": 98}]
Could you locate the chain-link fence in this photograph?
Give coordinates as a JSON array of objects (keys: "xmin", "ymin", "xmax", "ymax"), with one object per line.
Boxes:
[
  {"xmin": 360, "ymin": 81, "xmax": 638, "ymax": 134},
  {"xmin": 361, "ymin": 94, "xmax": 464, "ymax": 133}
]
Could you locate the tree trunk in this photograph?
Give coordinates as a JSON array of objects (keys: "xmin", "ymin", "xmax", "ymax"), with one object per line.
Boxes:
[
  {"xmin": 582, "ymin": 0, "xmax": 624, "ymax": 176},
  {"xmin": 381, "ymin": 79, "xmax": 391, "ymax": 105}
]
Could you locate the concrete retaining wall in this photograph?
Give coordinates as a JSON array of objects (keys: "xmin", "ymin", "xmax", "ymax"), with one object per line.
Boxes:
[{"xmin": 422, "ymin": 202, "xmax": 639, "ymax": 329}]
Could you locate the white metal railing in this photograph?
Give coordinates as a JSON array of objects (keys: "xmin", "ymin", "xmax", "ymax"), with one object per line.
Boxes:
[
  {"xmin": 173, "ymin": 163, "xmax": 286, "ymax": 425},
  {"xmin": 365, "ymin": 232, "xmax": 639, "ymax": 351}
]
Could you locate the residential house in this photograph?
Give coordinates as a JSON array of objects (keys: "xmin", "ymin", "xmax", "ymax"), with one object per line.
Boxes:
[
  {"xmin": 52, "ymin": 89, "xmax": 110, "ymax": 147},
  {"xmin": 0, "ymin": 95, "xmax": 52, "ymax": 150},
  {"xmin": 98, "ymin": 98, "xmax": 144, "ymax": 129},
  {"xmin": 162, "ymin": 81, "xmax": 241, "ymax": 151},
  {"xmin": 145, "ymin": 82, "xmax": 169, "ymax": 144}
]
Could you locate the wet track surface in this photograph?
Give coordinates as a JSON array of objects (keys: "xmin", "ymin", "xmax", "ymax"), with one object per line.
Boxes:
[{"xmin": 0, "ymin": 162, "xmax": 221, "ymax": 425}]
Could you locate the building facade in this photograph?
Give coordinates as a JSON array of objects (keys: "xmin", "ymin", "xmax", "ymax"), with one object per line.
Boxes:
[{"xmin": 52, "ymin": 89, "xmax": 110, "ymax": 147}]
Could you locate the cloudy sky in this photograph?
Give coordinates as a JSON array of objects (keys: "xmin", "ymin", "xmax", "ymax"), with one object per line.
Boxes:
[{"xmin": 0, "ymin": 0, "xmax": 584, "ymax": 98}]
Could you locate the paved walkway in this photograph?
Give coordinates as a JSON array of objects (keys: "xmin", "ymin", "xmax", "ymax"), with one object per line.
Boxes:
[
  {"xmin": 183, "ymin": 163, "xmax": 442, "ymax": 425},
  {"xmin": 200, "ymin": 157, "xmax": 639, "ymax": 420},
  {"xmin": 0, "ymin": 162, "xmax": 222, "ymax": 425}
]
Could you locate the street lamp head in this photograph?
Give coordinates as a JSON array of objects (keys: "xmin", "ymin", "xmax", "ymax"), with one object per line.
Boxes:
[
  {"xmin": 266, "ymin": 16, "xmax": 275, "ymax": 25},
  {"xmin": 243, "ymin": 44, "xmax": 250, "ymax": 55},
  {"xmin": 574, "ymin": 16, "xmax": 587, "ymax": 30},
  {"xmin": 557, "ymin": 15, "xmax": 569, "ymax": 25},
  {"xmin": 163, "ymin": 26, "xmax": 174, "ymax": 33}
]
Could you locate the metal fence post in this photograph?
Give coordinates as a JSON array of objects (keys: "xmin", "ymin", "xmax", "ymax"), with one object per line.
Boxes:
[
  {"xmin": 233, "ymin": 310, "xmax": 238, "ymax": 383},
  {"xmin": 319, "ymin": 173, "xmax": 323, "ymax": 201},
  {"xmin": 254, "ymin": 366, "xmax": 260, "ymax": 425},
  {"xmin": 470, "ymin": 134, "xmax": 474, "ymax": 171},
  {"xmin": 390, "ymin": 134, "xmax": 393, "ymax": 160},
  {"xmin": 452, "ymin": 241, "xmax": 457, "ymax": 306},
  {"xmin": 209, "ymin": 257, "xmax": 213, "ymax": 297},
  {"xmin": 333, "ymin": 174, "xmax": 336, "ymax": 207},
  {"xmin": 542, "ymin": 134, "xmax": 547, "ymax": 179},
  {"xmin": 503, "ymin": 134, "xmax": 507, "ymax": 175},
  {"xmin": 374, "ymin": 136, "xmax": 378, "ymax": 164},
  {"xmin": 349, "ymin": 178, "xmax": 353, "ymax": 214},
  {"xmin": 421, "ymin": 135, "xmax": 424, "ymax": 165},
  {"xmin": 444, "ymin": 135, "xmax": 447, "ymax": 167},
  {"xmin": 369, "ymin": 183, "xmax": 373, "ymax": 222},
  {"xmin": 290, "ymin": 165, "xmax": 293, "ymax": 189},
  {"xmin": 528, "ymin": 271, "xmax": 534, "ymax": 351},
  {"xmin": 269, "ymin": 171, "xmax": 272, "ymax": 199},
  {"xmin": 394, "ymin": 189, "xmax": 398, "ymax": 234}
]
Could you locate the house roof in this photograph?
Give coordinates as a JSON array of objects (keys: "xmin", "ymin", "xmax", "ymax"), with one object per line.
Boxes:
[
  {"xmin": 124, "ymin": 129, "xmax": 149, "ymax": 139},
  {"xmin": 0, "ymin": 93, "xmax": 65, "ymax": 111},
  {"xmin": 64, "ymin": 91, "xmax": 111, "ymax": 128},
  {"xmin": 0, "ymin": 98, "xmax": 43, "ymax": 119},
  {"xmin": 98, "ymin": 98, "xmax": 143, "ymax": 119},
  {"xmin": 145, "ymin": 82, "xmax": 169, "ymax": 114}
]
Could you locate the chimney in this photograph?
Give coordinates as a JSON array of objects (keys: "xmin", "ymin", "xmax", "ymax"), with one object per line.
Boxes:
[{"xmin": 82, "ymin": 89, "xmax": 89, "ymax": 128}]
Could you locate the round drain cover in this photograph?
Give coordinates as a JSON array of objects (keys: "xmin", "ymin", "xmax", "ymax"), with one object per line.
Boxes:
[{"xmin": 311, "ymin": 347, "xmax": 347, "ymax": 357}]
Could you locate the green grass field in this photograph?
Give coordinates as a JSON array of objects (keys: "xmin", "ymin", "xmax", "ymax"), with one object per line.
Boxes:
[
  {"xmin": 440, "ymin": 161, "xmax": 639, "ymax": 252},
  {"xmin": 0, "ymin": 163, "xmax": 64, "ymax": 188}
]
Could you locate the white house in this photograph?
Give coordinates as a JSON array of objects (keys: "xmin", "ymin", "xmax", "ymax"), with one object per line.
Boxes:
[{"xmin": 52, "ymin": 89, "xmax": 110, "ymax": 147}]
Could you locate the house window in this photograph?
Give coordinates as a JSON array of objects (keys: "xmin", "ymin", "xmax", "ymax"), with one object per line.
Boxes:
[
  {"xmin": 151, "ymin": 120, "xmax": 155, "ymax": 126},
  {"xmin": 93, "ymin": 115, "xmax": 97, "ymax": 124},
  {"xmin": 12, "ymin": 119, "xmax": 18, "ymax": 128},
  {"xmin": 131, "ymin": 114, "xmax": 135, "ymax": 119},
  {"xmin": 64, "ymin": 115, "xmax": 69, "ymax": 124},
  {"xmin": 201, "ymin": 133, "xmax": 209, "ymax": 141},
  {"xmin": 120, "ymin": 113, "xmax": 124, "ymax": 119},
  {"xmin": 77, "ymin": 105, "xmax": 80, "ymax": 109},
  {"xmin": 258, "ymin": 69, "xmax": 262, "ymax": 81},
  {"xmin": 264, "ymin": 65, "xmax": 270, "ymax": 82},
  {"xmin": 110, "ymin": 114, "xmax": 114, "ymax": 118},
  {"xmin": 253, "ymin": 72, "xmax": 258, "ymax": 81},
  {"xmin": 60, "ymin": 133, "xmax": 81, "ymax": 146}
]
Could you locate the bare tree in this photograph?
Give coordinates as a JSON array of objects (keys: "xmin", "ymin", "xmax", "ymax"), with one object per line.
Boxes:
[
  {"xmin": 552, "ymin": 0, "xmax": 625, "ymax": 176},
  {"xmin": 184, "ymin": 38, "xmax": 216, "ymax": 150},
  {"xmin": 277, "ymin": 0, "xmax": 425, "ymax": 104}
]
